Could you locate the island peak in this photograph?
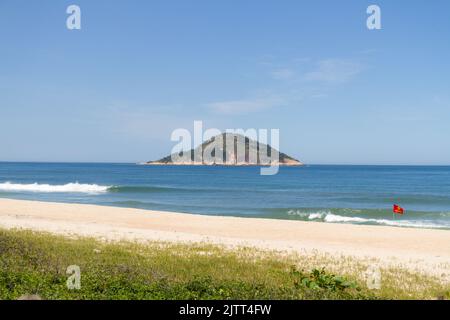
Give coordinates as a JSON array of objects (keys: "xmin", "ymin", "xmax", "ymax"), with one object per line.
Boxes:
[{"xmin": 147, "ymin": 133, "xmax": 303, "ymax": 166}]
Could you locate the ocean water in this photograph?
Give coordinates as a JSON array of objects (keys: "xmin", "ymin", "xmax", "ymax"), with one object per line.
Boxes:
[{"xmin": 0, "ymin": 162, "xmax": 450, "ymax": 230}]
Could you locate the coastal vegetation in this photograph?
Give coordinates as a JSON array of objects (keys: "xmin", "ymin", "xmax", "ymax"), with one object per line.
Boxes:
[{"xmin": 0, "ymin": 228, "xmax": 448, "ymax": 300}]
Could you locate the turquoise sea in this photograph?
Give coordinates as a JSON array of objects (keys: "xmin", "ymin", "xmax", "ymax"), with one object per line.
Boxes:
[{"xmin": 1, "ymin": 162, "xmax": 450, "ymax": 230}]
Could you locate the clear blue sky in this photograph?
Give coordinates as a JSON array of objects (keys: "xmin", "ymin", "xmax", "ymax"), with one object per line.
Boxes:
[{"xmin": 1, "ymin": 0, "xmax": 449, "ymax": 164}]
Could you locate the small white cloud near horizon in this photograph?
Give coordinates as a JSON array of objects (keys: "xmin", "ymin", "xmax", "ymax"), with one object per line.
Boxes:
[{"xmin": 304, "ymin": 59, "xmax": 364, "ymax": 83}]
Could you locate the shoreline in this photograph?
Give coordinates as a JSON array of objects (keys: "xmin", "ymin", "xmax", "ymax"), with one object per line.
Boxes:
[{"xmin": 0, "ymin": 198, "xmax": 449, "ymax": 280}]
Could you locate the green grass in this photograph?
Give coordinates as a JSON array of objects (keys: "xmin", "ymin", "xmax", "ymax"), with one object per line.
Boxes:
[{"xmin": 0, "ymin": 228, "xmax": 448, "ymax": 300}]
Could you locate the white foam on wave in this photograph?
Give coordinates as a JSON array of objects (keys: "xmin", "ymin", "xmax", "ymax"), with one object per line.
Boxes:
[
  {"xmin": 324, "ymin": 213, "xmax": 368, "ymax": 223},
  {"xmin": 308, "ymin": 212, "xmax": 447, "ymax": 229},
  {"xmin": 308, "ymin": 212, "xmax": 328, "ymax": 220},
  {"xmin": 0, "ymin": 182, "xmax": 110, "ymax": 193}
]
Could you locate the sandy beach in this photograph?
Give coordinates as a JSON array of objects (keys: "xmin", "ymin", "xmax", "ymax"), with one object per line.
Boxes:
[{"xmin": 0, "ymin": 198, "xmax": 449, "ymax": 279}]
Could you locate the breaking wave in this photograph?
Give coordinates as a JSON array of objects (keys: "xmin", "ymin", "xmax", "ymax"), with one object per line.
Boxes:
[
  {"xmin": 0, "ymin": 182, "xmax": 110, "ymax": 193},
  {"xmin": 307, "ymin": 212, "xmax": 448, "ymax": 229}
]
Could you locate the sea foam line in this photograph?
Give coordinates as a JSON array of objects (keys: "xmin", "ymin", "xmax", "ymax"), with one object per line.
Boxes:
[
  {"xmin": 0, "ymin": 182, "xmax": 111, "ymax": 193},
  {"xmin": 307, "ymin": 212, "xmax": 447, "ymax": 229}
]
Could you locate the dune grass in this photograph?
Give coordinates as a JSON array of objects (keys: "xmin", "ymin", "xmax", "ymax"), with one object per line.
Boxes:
[{"xmin": 0, "ymin": 228, "xmax": 448, "ymax": 300}]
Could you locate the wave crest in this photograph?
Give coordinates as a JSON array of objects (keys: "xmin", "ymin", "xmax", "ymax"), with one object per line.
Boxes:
[
  {"xmin": 307, "ymin": 212, "xmax": 447, "ymax": 229},
  {"xmin": 0, "ymin": 182, "xmax": 110, "ymax": 193}
]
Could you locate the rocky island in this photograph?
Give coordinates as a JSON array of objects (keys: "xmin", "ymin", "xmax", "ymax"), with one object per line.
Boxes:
[{"xmin": 147, "ymin": 133, "xmax": 303, "ymax": 166}]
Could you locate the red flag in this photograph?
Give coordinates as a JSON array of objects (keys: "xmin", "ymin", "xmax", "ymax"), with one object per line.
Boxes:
[{"xmin": 393, "ymin": 204, "xmax": 404, "ymax": 215}]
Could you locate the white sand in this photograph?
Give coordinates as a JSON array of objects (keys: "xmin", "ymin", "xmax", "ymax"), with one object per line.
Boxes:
[{"xmin": 0, "ymin": 198, "xmax": 449, "ymax": 279}]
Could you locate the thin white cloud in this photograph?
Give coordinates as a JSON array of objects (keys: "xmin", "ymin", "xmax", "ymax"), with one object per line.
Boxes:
[
  {"xmin": 304, "ymin": 59, "xmax": 364, "ymax": 83},
  {"xmin": 208, "ymin": 57, "xmax": 364, "ymax": 115}
]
